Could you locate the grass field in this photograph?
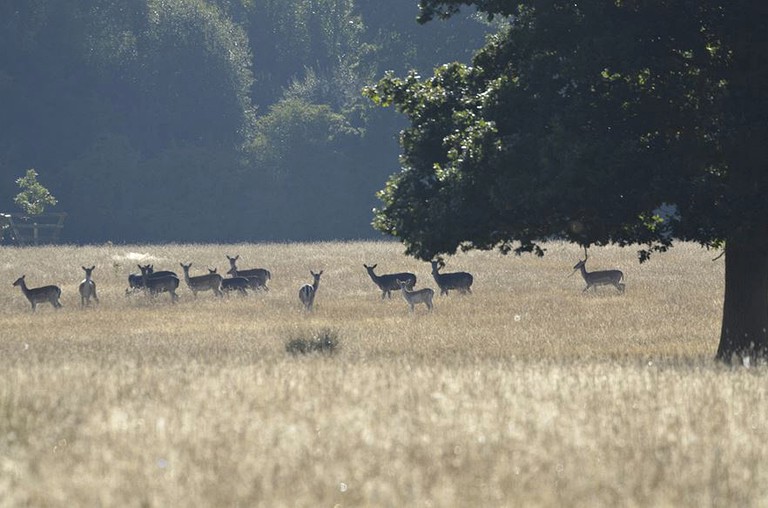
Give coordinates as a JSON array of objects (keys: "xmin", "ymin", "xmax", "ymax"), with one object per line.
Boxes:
[{"xmin": 1, "ymin": 240, "xmax": 766, "ymax": 507}]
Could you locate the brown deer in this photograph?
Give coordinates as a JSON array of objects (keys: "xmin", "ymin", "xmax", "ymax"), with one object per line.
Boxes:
[
  {"xmin": 13, "ymin": 275, "xmax": 62, "ymax": 311},
  {"xmin": 180, "ymin": 263, "xmax": 223, "ymax": 297}
]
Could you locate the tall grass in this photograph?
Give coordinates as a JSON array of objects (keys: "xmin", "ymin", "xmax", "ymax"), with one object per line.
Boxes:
[{"xmin": 1, "ymin": 241, "xmax": 765, "ymax": 507}]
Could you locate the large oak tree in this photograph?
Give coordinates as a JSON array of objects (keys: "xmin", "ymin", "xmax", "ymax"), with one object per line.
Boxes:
[{"xmin": 365, "ymin": 0, "xmax": 768, "ymax": 363}]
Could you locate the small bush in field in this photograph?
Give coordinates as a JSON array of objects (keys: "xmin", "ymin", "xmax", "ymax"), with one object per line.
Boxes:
[{"xmin": 285, "ymin": 328, "xmax": 339, "ymax": 356}]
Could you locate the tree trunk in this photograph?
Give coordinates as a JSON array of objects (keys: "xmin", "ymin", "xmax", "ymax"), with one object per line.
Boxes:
[{"xmin": 715, "ymin": 232, "xmax": 768, "ymax": 364}]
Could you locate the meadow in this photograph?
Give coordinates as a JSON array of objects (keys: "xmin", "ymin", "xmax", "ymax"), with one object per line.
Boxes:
[{"xmin": 1, "ymin": 240, "xmax": 766, "ymax": 507}]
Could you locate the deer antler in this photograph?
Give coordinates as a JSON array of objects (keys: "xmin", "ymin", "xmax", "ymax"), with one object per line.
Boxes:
[{"xmin": 583, "ymin": 245, "xmax": 589, "ymax": 261}]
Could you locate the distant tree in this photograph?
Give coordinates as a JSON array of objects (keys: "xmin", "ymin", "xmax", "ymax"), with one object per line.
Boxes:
[
  {"xmin": 236, "ymin": 0, "xmax": 368, "ymax": 108},
  {"xmin": 244, "ymin": 98, "xmax": 372, "ymax": 239},
  {"xmin": 14, "ymin": 169, "xmax": 57, "ymax": 216},
  {"xmin": 366, "ymin": 1, "xmax": 768, "ymax": 363}
]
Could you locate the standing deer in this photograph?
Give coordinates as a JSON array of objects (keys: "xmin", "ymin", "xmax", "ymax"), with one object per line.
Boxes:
[
  {"xmin": 209, "ymin": 268, "xmax": 249, "ymax": 295},
  {"xmin": 571, "ymin": 248, "xmax": 625, "ymax": 293},
  {"xmin": 364, "ymin": 263, "xmax": 416, "ymax": 299},
  {"xmin": 127, "ymin": 265, "xmax": 178, "ymax": 294},
  {"xmin": 397, "ymin": 279, "xmax": 434, "ymax": 312},
  {"xmin": 79, "ymin": 265, "xmax": 99, "ymax": 307},
  {"xmin": 299, "ymin": 270, "xmax": 323, "ymax": 311},
  {"xmin": 180, "ymin": 263, "xmax": 223, "ymax": 297},
  {"xmin": 226, "ymin": 255, "xmax": 270, "ymax": 290},
  {"xmin": 430, "ymin": 260, "xmax": 473, "ymax": 295},
  {"xmin": 13, "ymin": 275, "xmax": 62, "ymax": 311},
  {"xmin": 227, "ymin": 265, "xmax": 268, "ymax": 292},
  {"xmin": 138, "ymin": 264, "xmax": 180, "ymax": 303}
]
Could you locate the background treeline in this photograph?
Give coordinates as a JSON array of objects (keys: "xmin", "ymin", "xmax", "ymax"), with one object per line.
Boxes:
[{"xmin": 0, "ymin": 0, "xmax": 491, "ymax": 243}]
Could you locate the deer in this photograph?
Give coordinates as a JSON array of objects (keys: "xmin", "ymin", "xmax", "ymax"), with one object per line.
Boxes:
[
  {"xmin": 226, "ymin": 265, "xmax": 268, "ymax": 292},
  {"xmin": 397, "ymin": 279, "xmax": 434, "ymax": 312},
  {"xmin": 430, "ymin": 260, "xmax": 473, "ymax": 296},
  {"xmin": 13, "ymin": 275, "xmax": 62, "ymax": 311},
  {"xmin": 298, "ymin": 270, "xmax": 323, "ymax": 311},
  {"xmin": 226, "ymin": 255, "xmax": 270, "ymax": 291},
  {"xmin": 180, "ymin": 263, "xmax": 223, "ymax": 297},
  {"xmin": 127, "ymin": 265, "xmax": 178, "ymax": 294},
  {"xmin": 78, "ymin": 265, "xmax": 99, "ymax": 307},
  {"xmin": 571, "ymin": 248, "xmax": 625, "ymax": 293},
  {"xmin": 209, "ymin": 268, "xmax": 249, "ymax": 295},
  {"xmin": 364, "ymin": 263, "xmax": 416, "ymax": 299},
  {"xmin": 138, "ymin": 264, "xmax": 180, "ymax": 303}
]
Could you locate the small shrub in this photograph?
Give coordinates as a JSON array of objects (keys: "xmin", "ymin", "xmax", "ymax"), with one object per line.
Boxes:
[{"xmin": 285, "ymin": 328, "xmax": 339, "ymax": 356}]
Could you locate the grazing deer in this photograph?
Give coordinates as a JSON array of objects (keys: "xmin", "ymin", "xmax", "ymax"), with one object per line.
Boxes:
[
  {"xmin": 138, "ymin": 264, "xmax": 180, "ymax": 303},
  {"xmin": 397, "ymin": 279, "xmax": 434, "ymax": 312},
  {"xmin": 571, "ymin": 249, "xmax": 625, "ymax": 293},
  {"xmin": 13, "ymin": 275, "xmax": 62, "ymax": 311},
  {"xmin": 180, "ymin": 263, "xmax": 223, "ymax": 297},
  {"xmin": 364, "ymin": 263, "xmax": 416, "ymax": 299},
  {"xmin": 299, "ymin": 270, "xmax": 323, "ymax": 311},
  {"xmin": 226, "ymin": 255, "xmax": 270, "ymax": 290},
  {"xmin": 79, "ymin": 265, "xmax": 99, "ymax": 307},
  {"xmin": 209, "ymin": 268, "xmax": 249, "ymax": 295},
  {"xmin": 430, "ymin": 260, "xmax": 473, "ymax": 295}
]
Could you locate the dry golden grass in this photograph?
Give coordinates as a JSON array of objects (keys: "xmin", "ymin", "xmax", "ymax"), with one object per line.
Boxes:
[{"xmin": 1, "ymin": 240, "xmax": 766, "ymax": 507}]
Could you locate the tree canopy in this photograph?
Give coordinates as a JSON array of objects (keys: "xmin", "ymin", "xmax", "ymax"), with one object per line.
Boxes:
[{"xmin": 366, "ymin": 0, "xmax": 768, "ymax": 362}]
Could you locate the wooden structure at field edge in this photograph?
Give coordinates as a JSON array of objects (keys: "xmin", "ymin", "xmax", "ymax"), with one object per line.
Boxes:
[{"xmin": 1, "ymin": 212, "xmax": 67, "ymax": 246}]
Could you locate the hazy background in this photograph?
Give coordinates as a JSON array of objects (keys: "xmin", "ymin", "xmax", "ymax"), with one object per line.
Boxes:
[{"xmin": 0, "ymin": 0, "xmax": 493, "ymax": 244}]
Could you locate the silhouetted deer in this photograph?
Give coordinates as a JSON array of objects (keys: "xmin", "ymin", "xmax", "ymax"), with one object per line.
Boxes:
[
  {"xmin": 226, "ymin": 255, "xmax": 270, "ymax": 290},
  {"xmin": 571, "ymin": 248, "xmax": 625, "ymax": 293},
  {"xmin": 209, "ymin": 268, "xmax": 249, "ymax": 296},
  {"xmin": 138, "ymin": 264, "xmax": 179, "ymax": 303},
  {"xmin": 430, "ymin": 260, "xmax": 473, "ymax": 296}
]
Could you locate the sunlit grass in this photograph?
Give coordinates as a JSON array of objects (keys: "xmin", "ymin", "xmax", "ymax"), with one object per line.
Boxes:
[{"xmin": 2, "ymin": 241, "xmax": 765, "ymax": 507}]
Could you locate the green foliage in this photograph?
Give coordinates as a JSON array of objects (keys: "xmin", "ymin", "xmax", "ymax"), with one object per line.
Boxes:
[
  {"xmin": 285, "ymin": 328, "xmax": 340, "ymax": 356},
  {"xmin": 368, "ymin": 1, "xmax": 768, "ymax": 261},
  {"xmin": 244, "ymin": 98, "xmax": 375, "ymax": 240},
  {"xmin": 14, "ymin": 169, "xmax": 57, "ymax": 216}
]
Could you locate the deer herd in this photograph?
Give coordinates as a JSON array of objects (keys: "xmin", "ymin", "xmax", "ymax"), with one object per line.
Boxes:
[{"xmin": 10, "ymin": 249, "xmax": 625, "ymax": 312}]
